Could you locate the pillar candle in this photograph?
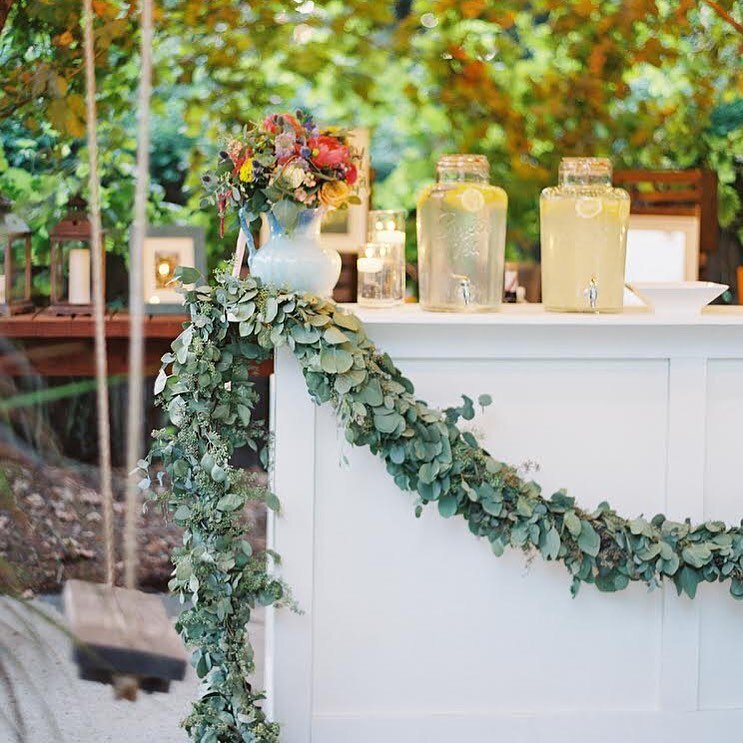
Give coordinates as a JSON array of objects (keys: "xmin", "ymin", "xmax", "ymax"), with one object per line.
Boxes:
[
  {"xmin": 68, "ymin": 248, "xmax": 91, "ymax": 304},
  {"xmin": 0, "ymin": 274, "xmax": 5, "ymax": 304}
]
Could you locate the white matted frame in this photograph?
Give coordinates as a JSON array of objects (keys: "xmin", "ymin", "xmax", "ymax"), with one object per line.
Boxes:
[
  {"xmin": 142, "ymin": 225, "xmax": 206, "ymax": 314},
  {"xmin": 624, "ymin": 213, "xmax": 700, "ymax": 305}
]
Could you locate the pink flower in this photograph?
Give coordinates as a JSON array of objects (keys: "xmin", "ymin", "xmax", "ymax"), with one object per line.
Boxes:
[
  {"xmin": 345, "ymin": 163, "xmax": 358, "ymax": 186},
  {"xmin": 226, "ymin": 139, "xmax": 246, "ymax": 167},
  {"xmin": 308, "ymin": 135, "xmax": 350, "ymax": 168},
  {"xmin": 275, "ymin": 131, "xmax": 299, "ymax": 163}
]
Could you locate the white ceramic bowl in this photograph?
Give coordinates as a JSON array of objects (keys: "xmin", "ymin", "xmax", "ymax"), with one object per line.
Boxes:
[{"xmin": 627, "ymin": 281, "xmax": 728, "ymax": 316}]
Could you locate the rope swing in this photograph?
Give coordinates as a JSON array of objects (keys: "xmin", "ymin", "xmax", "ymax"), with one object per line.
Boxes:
[{"xmin": 62, "ymin": 0, "xmax": 187, "ymax": 700}]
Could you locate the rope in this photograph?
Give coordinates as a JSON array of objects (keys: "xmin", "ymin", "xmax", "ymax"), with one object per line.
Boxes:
[
  {"xmin": 82, "ymin": 0, "xmax": 115, "ymax": 586},
  {"xmin": 124, "ymin": 0, "xmax": 153, "ymax": 590}
]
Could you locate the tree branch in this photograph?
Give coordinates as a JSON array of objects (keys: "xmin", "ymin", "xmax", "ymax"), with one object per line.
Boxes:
[
  {"xmin": 0, "ymin": 0, "xmax": 14, "ymax": 34},
  {"xmin": 703, "ymin": 0, "xmax": 743, "ymax": 36}
]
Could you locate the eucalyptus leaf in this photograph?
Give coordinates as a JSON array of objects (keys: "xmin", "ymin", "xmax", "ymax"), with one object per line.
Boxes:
[
  {"xmin": 438, "ymin": 494, "xmax": 458, "ymax": 518},
  {"xmin": 541, "ymin": 526, "xmax": 561, "ymax": 560},
  {"xmin": 320, "ymin": 347, "xmax": 354, "ymax": 374},
  {"xmin": 682, "ymin": 544, "xmax": 712, "ymax": 568},
  {"xmin": 217, "ymin": 493, "xmax": 244, "ymax": 512},
  {"xmin": 333, "ymin": 311, "xmax": 360, "ymax": 331},
  {"xmin": 174, "ymin": 266, "xmax": 201, "ymax": 285},
  {"xmin": 154, "ymin": 369, "xmax": 167, "ymax": 395},
  {"xmin": 577, "ymin": 521, "xmax": 601, "ymax": 557},
  {"xmin": 264, "ymin": 297, "xmax": 279, "ymax": 323},
  {"xmin": 323, "ymin": 326, "xmax": 349, "ymax": 344},
  {"xmin": 564, "ymin": 511, "xmax": 581, "ymax": 537}
]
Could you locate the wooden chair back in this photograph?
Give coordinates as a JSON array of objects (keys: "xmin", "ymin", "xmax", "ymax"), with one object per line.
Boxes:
[{"xmin": 613, "ymin": 169, "xmax": 719, "ymax": 258}]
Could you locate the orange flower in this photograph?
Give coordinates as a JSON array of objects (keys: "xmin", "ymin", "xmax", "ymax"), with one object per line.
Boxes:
[{"xmin": 319, "ymin": 181, "xmax": 350, "ymax": 208}]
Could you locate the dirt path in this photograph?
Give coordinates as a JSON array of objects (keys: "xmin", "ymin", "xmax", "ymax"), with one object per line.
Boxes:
[{"xmin": 0, "ymin": 446, "xmax": 266, "ymax": 593}]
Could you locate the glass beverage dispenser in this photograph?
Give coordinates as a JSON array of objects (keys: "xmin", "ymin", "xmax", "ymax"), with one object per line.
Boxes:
[
  {"xmin": 417, "ymin": 155, "xmax": 507, "ymax": 312},
  {"xmin": 540, "ymin": 157, "xmax": 630, "ymax": 312}
]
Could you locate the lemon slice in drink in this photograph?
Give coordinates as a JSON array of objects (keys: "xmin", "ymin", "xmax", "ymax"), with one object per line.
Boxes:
[
  {"xmin": 443, "ymin": 185, "xmax": 507, "ymax": 212},
  {"xmin": 460, "ymin": 187, "xmax": 485, "ymax": 212},
  {"xmin": 575, "ymin": 197, "xmax": 603, "ymax": 219}
]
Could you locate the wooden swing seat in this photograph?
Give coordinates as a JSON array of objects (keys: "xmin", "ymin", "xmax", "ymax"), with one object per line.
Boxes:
[{"xmin": 63, "ymin": 579, "xmax": 188, "ymax": 698}]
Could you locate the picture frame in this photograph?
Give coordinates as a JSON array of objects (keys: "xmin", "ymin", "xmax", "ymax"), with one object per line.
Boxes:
[
  {"xmin": 142, "ymin": 225, "xmax": 206, "ymax": 314},
  {"xmin": 623, "ymin": 213, "xmax": 700, "ymax": 306},
  {"xmin": 259, "ymin": 127, "xmax": 371, "ymax": 254}
]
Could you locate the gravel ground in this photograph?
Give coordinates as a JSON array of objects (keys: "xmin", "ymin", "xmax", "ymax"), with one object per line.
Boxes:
[
  {"xmin": 0, "ymin": 444, "xmax": 266, "ymax": 593},
  {"xmin": 0, "ymin": 596, "xmax": 266, "ymax": 743}
]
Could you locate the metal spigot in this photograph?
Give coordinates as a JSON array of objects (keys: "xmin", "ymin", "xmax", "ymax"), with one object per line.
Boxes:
[
  {"xmin": 453, "ymin": 274, "xmax": 472, "ymax": 306},
  {"xmin": 584, "ymin": 277, "xmax": 598, "ymax": 311}
]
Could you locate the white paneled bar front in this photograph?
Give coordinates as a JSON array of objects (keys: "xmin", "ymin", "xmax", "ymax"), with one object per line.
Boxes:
[{"xmin": 268, "ymin": 304, "xmax": 743, "ymax": 743}]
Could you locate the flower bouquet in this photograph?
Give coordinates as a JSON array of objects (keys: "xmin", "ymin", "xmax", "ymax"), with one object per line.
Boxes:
[{"xmin": 204, "ymin": 109, "xmax": 363, "ymax": 238}]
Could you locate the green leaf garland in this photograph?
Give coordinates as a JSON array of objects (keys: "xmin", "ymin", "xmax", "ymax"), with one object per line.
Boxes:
[{"xmin": 144, "ymin": 272, "xmax": 743, "ymax": 743}]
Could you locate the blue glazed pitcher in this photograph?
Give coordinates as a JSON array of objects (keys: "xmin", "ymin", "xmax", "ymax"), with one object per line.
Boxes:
[{"xmin": 238, "ymin": 204, "xmax": 341, "ymax": 298}]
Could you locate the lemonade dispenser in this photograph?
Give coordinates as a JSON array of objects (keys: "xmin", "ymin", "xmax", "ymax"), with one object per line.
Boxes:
[
  {"xmin": 417, "ymin": 154, "xmax": 507, "ymax": 312},
  {"xmin": 540, "ymin": 157, "xmax": 630, "ymax": 312}
]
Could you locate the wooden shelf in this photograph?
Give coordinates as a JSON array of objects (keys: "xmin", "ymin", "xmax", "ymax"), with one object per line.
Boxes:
[
  {"xmin": 0, "ymin": 311, "xmax": 187, "ymax": 339},
  {"xmin": 0, "ymin": 312, "xmax": 273, "ymax": 378}
]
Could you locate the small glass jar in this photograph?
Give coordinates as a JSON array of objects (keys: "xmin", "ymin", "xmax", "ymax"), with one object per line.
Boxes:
[
  {"xmin": 417, "ymin": 154, "xmax": 507, "ymax": 312},
  {"xmin": 357, "ymin": 209, "xmax": 406, "ymax": 307},
  {"xmin": 540, "ymin": 157, "xmax": 630, "ymax": 312}
]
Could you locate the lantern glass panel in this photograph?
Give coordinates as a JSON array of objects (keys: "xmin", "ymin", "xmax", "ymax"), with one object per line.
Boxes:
[
  {"xmin": 0, "ymin": 237, "xmax": 30, "ymax": 306},
  {"xmin": 8, "ymin": 237, "xmax": 29, "ymax": 302}
]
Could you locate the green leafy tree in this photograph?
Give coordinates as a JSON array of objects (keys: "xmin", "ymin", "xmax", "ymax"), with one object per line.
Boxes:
[{"xmin": 0, "ymin": 0, "xmax": 741, "ymax": 274}]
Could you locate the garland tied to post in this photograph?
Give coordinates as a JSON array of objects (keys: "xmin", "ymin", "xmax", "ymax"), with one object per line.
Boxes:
[{"xmin": 144, "ymin": 270, "xmax": 743, "ymax": 743}]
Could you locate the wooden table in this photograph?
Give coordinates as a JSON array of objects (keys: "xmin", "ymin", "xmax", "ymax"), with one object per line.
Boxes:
[{"xmin": 0, "ymin": 312, "xmax": 272, "ymax": 377}]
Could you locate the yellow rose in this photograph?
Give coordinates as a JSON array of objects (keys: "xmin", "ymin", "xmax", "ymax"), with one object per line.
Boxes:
[
  {"xmin": 239, "ymin": 159, "xmax": 254, "ymax": 183},
  {"xmin": 319, "ymin": 180, "xmax": 350, "ymax": 208}
]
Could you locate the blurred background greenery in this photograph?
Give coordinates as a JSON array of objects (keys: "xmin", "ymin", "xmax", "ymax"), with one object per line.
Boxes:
[{"xmin": 0, "ymin": 0, "xmax": 741, "ymax": 288}]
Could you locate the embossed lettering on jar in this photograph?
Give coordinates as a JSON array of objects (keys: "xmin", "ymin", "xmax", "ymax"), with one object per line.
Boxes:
[
  {"xmin": 417, "ymin": 155, "xmax": 507, "ymax": 312},
  {"xmin": 540, "ymin": 157, "xmax": 630, "ymax": 313}
]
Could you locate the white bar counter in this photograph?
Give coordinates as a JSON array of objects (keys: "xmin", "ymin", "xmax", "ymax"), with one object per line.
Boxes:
[{"xmin": 268, "ymin": 304, "xmax": 743, "ymax": 743}]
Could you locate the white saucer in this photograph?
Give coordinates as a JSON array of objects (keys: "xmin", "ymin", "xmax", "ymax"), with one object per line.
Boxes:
[{"xmin": 627, "ymin": 281, "xmax": 728, "ymax": 316}]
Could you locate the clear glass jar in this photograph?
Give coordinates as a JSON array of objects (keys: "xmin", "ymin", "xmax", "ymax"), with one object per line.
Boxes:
[
  {"xmin": 540, "ymin": 157, "xmax": 630, "ymax": 313},
  {"xmin": 417, "ymin": 154, "xmax": 507, "ymax": 312},
  {"xmin": 358, "ymin": 209, "xmax": 406, "ymax": 307}
]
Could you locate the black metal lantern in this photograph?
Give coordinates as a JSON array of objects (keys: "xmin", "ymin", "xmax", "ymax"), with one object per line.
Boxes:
[
  {"xmin": 49, "ymin": 196, "xmax": 105, "ymax": 315},
  {"xmin": 0, "ymin": 194, "xmax": 33, "ymax": 316}
]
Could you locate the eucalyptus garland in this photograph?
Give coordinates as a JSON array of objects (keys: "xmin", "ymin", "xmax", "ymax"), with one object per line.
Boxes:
[{"xmin": 145, "ymin": 269, "xmax": 743, "ymax": 743}]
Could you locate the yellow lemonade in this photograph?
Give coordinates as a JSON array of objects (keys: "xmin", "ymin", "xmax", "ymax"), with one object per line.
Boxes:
[
  {"xmin": 540, "ymin": 159, "xmax": 630, "ymax": 313},
  {"xmin": 417, "ymin": 155, "xmax": 508, "ymax": 312}
]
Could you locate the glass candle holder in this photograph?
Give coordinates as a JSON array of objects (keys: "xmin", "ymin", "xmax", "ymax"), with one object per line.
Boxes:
[
  {"xmin": 368, "ymin": 209, "xmax": 406, "ymax": 247},
  {"xmin": 358, "ymin": 210, "xmax": 406, "ymax": 307}
]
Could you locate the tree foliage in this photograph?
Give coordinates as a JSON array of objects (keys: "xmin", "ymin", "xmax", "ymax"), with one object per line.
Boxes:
[{"xmin": 0, "ymin": 0, "xmax": 741, "ymax": 274}]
